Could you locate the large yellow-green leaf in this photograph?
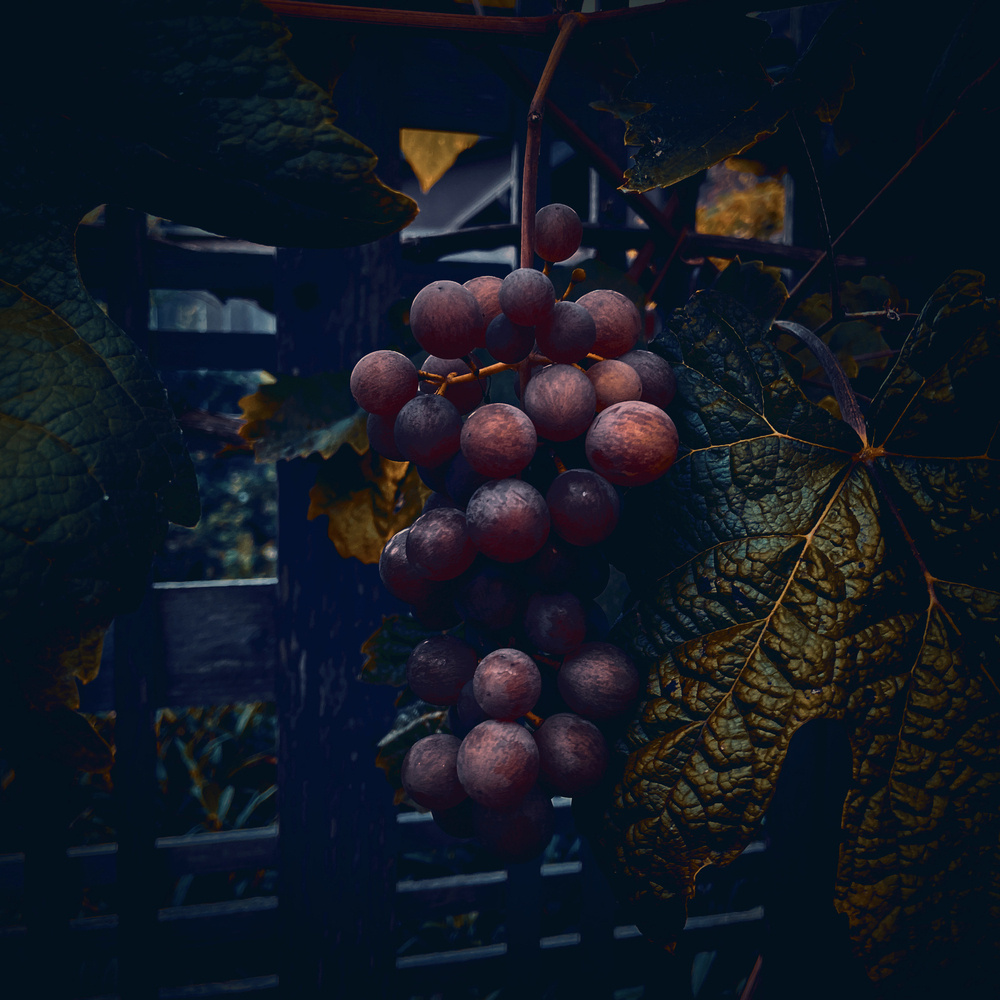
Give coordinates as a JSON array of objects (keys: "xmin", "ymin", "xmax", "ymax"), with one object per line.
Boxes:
[{"xmin": 601, "ymin": 270, "xmax": 999, "ymax": 988}]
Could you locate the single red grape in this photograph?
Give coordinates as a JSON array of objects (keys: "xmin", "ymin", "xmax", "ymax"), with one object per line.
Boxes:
[
  {"xmin": 585, "ymin": 400, "xmax": 678, "ymax": 487},
  {"xmin": 350, "ymin": 350, "xmax": 418, "ymax": 416},
  {"xmin": 456, "ymin": 719, "xmax": 540, "ymax": 809},
  {"xmin": 410, "ymin": 280, "xmax": 484, "ymax": 357}
]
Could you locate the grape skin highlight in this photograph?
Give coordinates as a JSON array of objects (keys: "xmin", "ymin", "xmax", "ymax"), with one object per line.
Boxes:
[
  {"xmin": 463, "ymin": 274, "xmax": 503, "ymax": 328},
  {"xmin": 473, "ymin": 647, "xmax": 542, "ymax": 720},
  {"xmin": 456, "ymin": 719, "xmax": 540, "ymax": 809},
  {"xmin": 410, "ymin": 279, "xmax": 485, "ymax": 357},
  {"xmin": 350, "ymin": 350, "xmax": 418, "ymax": 416},
  {"xmin": 585, "ymin": 400, "xmax": 679, "ymax": 487},
  {"xmin": 460, "ymin": 403, "xmax": 537, "ymax": 480},
  {"xmin": 465, "ymin": 479, "xmax": 551, "ymax": 564}
]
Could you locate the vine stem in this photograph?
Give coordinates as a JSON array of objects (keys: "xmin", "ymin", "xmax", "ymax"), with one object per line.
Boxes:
[
  {"xmin": 520, "ymin": 13, "xmax": 584, "ymax": 268},
  {"xmin": 262, "ymin": 0, "xmax": 712, "ymax": 35},
  {"xmin": 791, "ymin": 111, "xmax": 840, "ymax": 320}
]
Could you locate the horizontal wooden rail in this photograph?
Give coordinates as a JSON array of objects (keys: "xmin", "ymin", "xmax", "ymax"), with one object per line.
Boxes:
[{"xmin": 0, "ymin": 826, "xmax": 278, "ymax": 892}]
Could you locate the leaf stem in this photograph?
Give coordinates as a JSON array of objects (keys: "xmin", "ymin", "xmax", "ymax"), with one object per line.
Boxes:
[
  {"xmin": 773, "ymin": 320, "xmax": 867, "ymax": 444},
  {"xmin": 520, "ymin": 13, "xmax": 584, "ymax": 268}
]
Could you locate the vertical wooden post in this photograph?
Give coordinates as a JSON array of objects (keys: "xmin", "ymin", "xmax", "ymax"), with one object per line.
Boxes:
[
  {"xmin": 105, "ymin": 205, "xmax": 160, "ymax": 1000},
  {"xmin": 274, "ymin": 30, "xmax": 405, "ymax": 997},
  {"xmin": 111, "ymin": 590, "xmax": 161, "ymax": 1000}
]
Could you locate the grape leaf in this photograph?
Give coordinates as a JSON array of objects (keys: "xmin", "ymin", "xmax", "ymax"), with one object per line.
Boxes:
[
  {"xmin": 606, "ymin": 4, "xmax": 862, "ymax": 192},
  {"xmin": 238, "ymin": 372, "xmax": 367, "ymax": 463},
  {"xmin": 0, "ymin": 280, "xmax": 196, "ymax": 771},
  {"xmin": 600, "ymin": 270, "xmax": 1000, "ymax": 987}
]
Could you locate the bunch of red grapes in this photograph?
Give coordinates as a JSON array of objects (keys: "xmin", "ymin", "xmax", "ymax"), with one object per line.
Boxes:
[{"xmin": 351, "ymin": 204, "xmax": 679, "ymax": 861}]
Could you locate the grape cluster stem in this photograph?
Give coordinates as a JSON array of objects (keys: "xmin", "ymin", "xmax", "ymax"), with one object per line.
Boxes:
[{"xmin": 520, "ymin": 13, "xmax": 583, "ymax": 269}]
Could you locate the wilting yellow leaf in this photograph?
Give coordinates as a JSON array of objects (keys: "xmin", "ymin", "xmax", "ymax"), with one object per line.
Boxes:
[
  {"xmin": 308, "ymin": 452, "xmax": 429, "ymax": 564},
  {"xmin": 400, "ymin": 129, "xmax": 479, "ymax": 193}
]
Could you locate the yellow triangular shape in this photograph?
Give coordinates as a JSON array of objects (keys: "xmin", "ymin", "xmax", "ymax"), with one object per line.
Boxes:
[{"xmin": 400, "ymin": 129, "xmax": 480, "ymax": 193}]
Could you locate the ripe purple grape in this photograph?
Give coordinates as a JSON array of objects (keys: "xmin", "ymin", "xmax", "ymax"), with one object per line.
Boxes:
[
  {"xmin": 485, "ymin": 313, "xmax": 535, "ymax": 364},
  {"xmin": 618, "ymin": 349, "xmax": 677, "ymax": 409},
  {"xmin": 576, "ymin": 289, "xmax": 641, "ymax": 359},
  {"xmin": 534, "ymin": 203, "xmax": 584, "ymax": 263},
  {"xmin": 465, "ymin": 479, "xmax": 550, "ymax": 563},
  {"xmin": 585, "ymin": 400, "xmax": 678, "ymax": 487},
  {"xmin": 522, "ymin": 364, "xmax": 596, "ymax": 442},
  {"xmin": 456, "ymin": 719, "xmax": 539, "ymax": 809},
  {"xmin": 523, "ymin": 591, "xmax": 586, "ymax": 656},
  {"xmin": 473, "ymin": 648, "xmax": 542, "ymax": 720},
  {"xmin": 410, "ymin": 280, "xmax": 485, "ymax": 357},
  {"xmin": 586, "ymin": 359, "xmax": 643, "ymax": 412},
  {"xmin": 463, "ymin": 274, "xmax": 503, "ymax": 328},
  {"xmin": 401, "ymin": 733, "xmax": 467, "ymax": 810},
  {"xmin": 557, "ymin": 641, "xmax": 640, "ymax": 720},
  {"xmin": 534, "ymin": 299, "xmax": 596, "ymax": 364},
  {"xmin": 472, "ymin": 785, "xmax": 555, "ymax": 862},
  {"xmin": 418, "ymin": 356, "xmax": 488, "ymax": 415},
  {"xmin": 394, "ymin": 393, "xmax": 462, "ymax": 468},
  {"xmin": 545, "ymin": 468, "xmax": 621, "ymax": 547},
  {"xmin": 499, "ymin": 268, "xmax": 556, "ymax": 327},
  {"xmin": 406, "ymin": 635, "xmax": 479, "ymax": 706},
  {"xmin": 534, "ymin": 713, "xmax": 609, "ymax": 797},
  {"xmin": 350, "ymin": 350, "xmax": 418, "ymax": 416},
  {"xmin": 406, "ymin": 507, "xmax": 477, "ymax": 581},
  {"xmin": 460, "ymin": 403, "xmax": 537, "ymax": 479}
]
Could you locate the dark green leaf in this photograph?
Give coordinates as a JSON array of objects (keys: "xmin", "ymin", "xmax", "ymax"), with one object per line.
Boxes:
[
  {"xmin": 360, "ymin": 613, "xmax": 458, "ymax": 687},
  {"xmin": 375, "ymin": 700, "xmax": 451, "ymax": 803},
  {"xmin": 599, "ymin": 271, "xmax": 1000, "ymax": 987},
  {"xmin": 238, "ymin": 372, "xmax": 366, "ymax": 463},
  {"xmin": 608, "ymin": 5, "xmax": 862, "ymax": 192}
]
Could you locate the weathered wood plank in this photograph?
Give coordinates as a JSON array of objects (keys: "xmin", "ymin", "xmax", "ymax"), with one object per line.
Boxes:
[{"xmin": 81, "ymin": 580, "xmax": 279, "ymax": 713}]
